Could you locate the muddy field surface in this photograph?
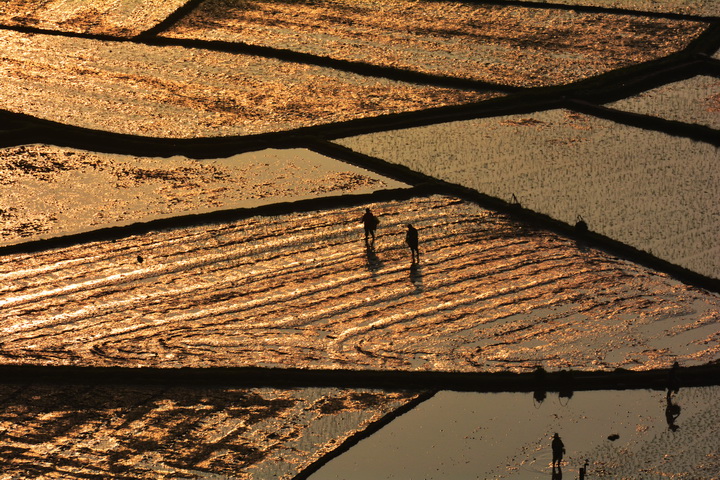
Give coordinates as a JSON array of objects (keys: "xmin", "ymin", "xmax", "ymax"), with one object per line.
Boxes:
[
  {"xmin": 163, "ymin": 0, "xmax": 707, "ymax": 87},
  {"xmin": 1, "ymin": 195, "xmax": 718, "ymax": 372},
  {"xmin": 335, "ymin": 109, "xmax": 720, "ymax": 279},
  {"xmin": 0, "ymin": 29, "xmax": 492, "ymax": 138},
  {"xmin": 311, "ymin": 387, "xmax": 720, "ymax": 480},
  {"xmin": 517, "ymin": 0, "xmax": 720, "ymax": 16},
  {"xmin": 0, "ymin": 383, "xmax": 418, "ymax": 479},
  {"xmin": 609, "ymin": 75, "xmax": 720, "ymax": 130},
  {"xmin": 0, "ymin": 145, "xmax": 405, "ymax": 245},
  {"xmin": 1, "ymin": 1, "xmax": 719, "ymax": 478},
  {"xmin": 0, "ymin": 0, "xmax": 187, "ymax": 36}
]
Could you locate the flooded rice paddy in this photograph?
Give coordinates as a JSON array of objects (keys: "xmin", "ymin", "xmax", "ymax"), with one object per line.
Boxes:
[
  {"xmin": 0, "ymin": 145, "xmax": 405, "ymax": 245},
  {"xmin": 0, "ymin": 29, "xmax": 492, "ymax": 138},
  {"xmin": 310, "ymin": 386, "xmax": 720, "ymax": 480},
  {"xmin": 0, "ymin": 383, "xmax": 419, "ymax": 479},
  {"xmin": 162, "ymin": 0, "xmax": 706, "ymax": 87},
  {"xmin": 609, "ymin": 75, "xmax": 720, "ymax": 130},
  {"xmin": 0, "ymin": 0, "xmax": 719, "ymax": 478},
  {"xmin": 1, "ymin": 196, "xmax": 718, "ymax": 372},
  {"xmin": 335, "ymin": 109, "xmax": 720, "ymax": 279},
  {"xmin": 0, "ymin": 0, "xmax": 187, "ymax": 36},
  {"xmin": 517, "ymin": 0, "xmax": 720, "ymax": 16}
]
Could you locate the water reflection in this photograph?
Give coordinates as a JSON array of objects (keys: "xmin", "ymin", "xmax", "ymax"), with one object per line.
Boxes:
[
  {"xmin": 551, "ymin": 465, "xmax": 562, "ymax": 480},
  {"xmin": 533, "ymin": 366, "xmax": 547, "ymax": 406},
  {"xmin": 666, "ymin": 389, "xmax": 681, "ymax": 431},
  {"xmin": 409, "ymin": 262, "xmax": 423, "ymax": 291},
  {"xmin": 551, "ymin": 433, "xmax": 565, "ymax": 468},
  {"xmin": 0, "ymin": 384, "xmax": 418, "ymax": 479},
  {"xmin": 308, "ymin": 388, "xmax": 720, "ymax": 480},
  {"xmin": 666, "ymin": 361, "xmax": 681, "ymax": 431},
  {"xmin": 364, "ymin": 244, "xmax": 383, "ymax": 275}
]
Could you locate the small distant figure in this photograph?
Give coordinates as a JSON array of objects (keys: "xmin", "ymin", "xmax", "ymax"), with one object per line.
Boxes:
[
  {"xmin": 578, "ymin": 459, "xmax": 589, "ymax": 480},
  {"xmin": 551, "ymin": 433, "xmax": 565, "ymax": 468},
  {"xmin": 405, "ymin": 224, "xmax": 419, "ymax": 263},
  {"xmin": 361, "ymin": 208, "xmax": 379, "ymax": 245}
]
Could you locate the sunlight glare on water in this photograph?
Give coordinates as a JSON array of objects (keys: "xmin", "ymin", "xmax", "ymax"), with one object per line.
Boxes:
[
  {"xmin": 0, "ymin": 197, "xmax": 717, "ymax": 371},
  {"xmin": 309, "ymin": 387, "xmax": 720, "ymax": 480}
]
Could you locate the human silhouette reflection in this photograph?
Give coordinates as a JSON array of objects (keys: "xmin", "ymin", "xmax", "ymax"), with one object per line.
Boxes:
[
  {"xmin": 578, "ymin": 459, "xmax": 589, "ymax": 480},
  {"xmin": 551, "ymin": 433, "xmax": 565, "ymax": 467},
  {"xmin": 665, "ymin": 361, "xmax": 681, "ymax": 431},
  {"xmin": 533, "ymin": 366, "xmax": 547, "ymax": 406},
  {"xmin": 558, "ymin": 371, "xmax": 574, "ymax": 405},
  {"xmin": 667, "ymin": 361, "xmax": 680, "ymax": 394},
  {"xmin": 551, "ymin": 465, "xmax": 562, "ymax": 480},
  {"xmin": 409, "ymin": 262, "xmax": 422, "ymax": 291},
  {"xmin": 364, "ymin": 243, "xmax": 383, "ymax": 274},
  {"xmin": 665, "ymin": 388, "xmax": 681, "ymax": 431}
]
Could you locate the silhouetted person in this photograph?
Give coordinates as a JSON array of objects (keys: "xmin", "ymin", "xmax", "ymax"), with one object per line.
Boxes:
[
  {"xmin": 361, "ymin": 208, "xmax": 379, "ymax": 245},
  {"xmin": 578, "ymin": 459, "xmax": 589, "ymax": 480},
  {"xmin": 551, "ymin": 433, "xmax": 565, "ymax": 467},
  {"xmin": 665, "ymin": 389, "xmax": 681, "ymax": 431},
  {"xmin": 405, "ymin": 224, "xmax": 419, "ymax": 263},
  {"xmin": 575, "ymin": 215, "xmax": 588, "ymax": 234}
]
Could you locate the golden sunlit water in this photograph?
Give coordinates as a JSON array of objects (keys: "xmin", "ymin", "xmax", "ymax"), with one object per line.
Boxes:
[
  {"xmin": 1, "ymin": 196, "xmax": 717, "ymax": 372},
  {"xmin": 165, "ymin": 0, "xmax": 707, "ymax": 87},
  {"xmin": 0, "ymin": 145, "xmax": 405, "ymax": 244},
  {"xmin": 1, "ymin": 0, "xmax": 719, "ymax": 478}
]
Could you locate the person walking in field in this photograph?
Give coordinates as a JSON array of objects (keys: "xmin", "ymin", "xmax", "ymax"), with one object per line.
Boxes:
[
  {"xmin": 362, "ymin": 208, "xmax": 379, "ymax": 245},
  {"xmin": 551, "ymin": 433, "xmax": 565, "ymax": 467},
  {"xmin": 406, "ymin": 224, "xmax": 419, "ymax": 263}
]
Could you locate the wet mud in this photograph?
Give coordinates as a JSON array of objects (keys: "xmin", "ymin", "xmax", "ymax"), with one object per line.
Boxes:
[
  {"xmin": 0, "ymin": 145, "xmax": 406, "ymax": 246},
  {"xmin": 1, "ymin": 195, "xmax": 718, "ymax": 373},
  {"xmin": 0, "ymin": 383, "xmax": 420, "ymax": 479},
  {"xmin": 0, "ymin": 0, "xmax": 188, "ymax": 37},
  {"xmin": 0, "ymin": 29, "xmax": 492, "ymax": 138},
  {"xmin": 162, "ymin": 0, "xmax": 708, "ymax": 88},
  {"xmin": 514, "ymin": 0, "xmax": 720, "ymax": 17},
  {"xmin": 335, "ymin": 109, "xmax": 720, "ymax": 280},
  {"xmin": 0, "ymin": 0, "xmax": 719, "ymax": 478},
  {"xmin": 608, "ymin": 74, "xmax": 720, "ymax": 130}
]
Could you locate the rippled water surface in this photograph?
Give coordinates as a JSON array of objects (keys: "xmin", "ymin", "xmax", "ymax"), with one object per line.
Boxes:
[
  {"xmin": 335, "ymin": 110, "xmax": 720, "ymax": 279},
  {"xmin": 609, "ymin": 75, "xmax": 720, "ymax": 130},
  {"xmin": 0, "ymin": 383, "xmax": 418, "ymax": 479},
  {"xmin": 0, "ymin": 0, "xmax": 187, "ymax": 36},
  {"xmin": 517, "ymin": 0, "xmax": 720, "ymax": 16},
  {"xmin": 1, "ymin": 196, "xmax": 717, "ymax": 372},
  {"xmin": 164, "ymin": 0, "xmax": 707, "ymax": 87},
  {"xmin": 0, "ymin": 29, "xmax": 492, "ymax": 138},
  {"xmin": 311, "ymin": 387, "xmax": 720, "ymax": 479},
  {"xmin": 0, "ymin": 145, "xmax": 406, "ymax": 244}
]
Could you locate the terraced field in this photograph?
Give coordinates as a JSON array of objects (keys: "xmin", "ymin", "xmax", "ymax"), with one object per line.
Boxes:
[
  {"xmin": 0, "ymin": 383, "xmax": 420, "ymax": 479},
  {"xmin": 1, "ymin": 0, "xmax": 719, "ymax": 478},
  {"xmin": 2, "ymin": 196, "xmax": 717, "ymax": 373}
]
